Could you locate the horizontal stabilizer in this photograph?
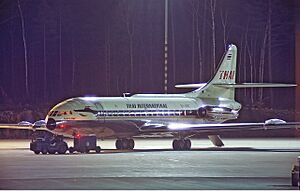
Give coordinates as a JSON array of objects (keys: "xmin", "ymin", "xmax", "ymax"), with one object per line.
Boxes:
[
  {"xmin": 214, "ymin": 83, "xmax": 297, "ymax": 88},
  {"xmin": 175, "ymin": 83, "xmax": 207, "ymax": 89},
  {"xmin": 176, "ymin": 83, "xmax": 296, "ymax": 89}
]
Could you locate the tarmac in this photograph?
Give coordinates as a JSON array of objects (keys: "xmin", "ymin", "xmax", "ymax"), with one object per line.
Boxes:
[{"xmin": 0, "ymin": 138, "xmax": 300, "ymax": 190}]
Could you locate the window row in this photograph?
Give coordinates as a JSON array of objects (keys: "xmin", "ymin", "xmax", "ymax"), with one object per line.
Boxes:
[{"xmin": 95, "ymin": 110, "xmax": 198, "ymax": 117}]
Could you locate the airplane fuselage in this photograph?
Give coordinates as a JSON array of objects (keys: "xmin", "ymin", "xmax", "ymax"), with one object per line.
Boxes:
[{"xmin": 45, "ymin": 94, "xmax": 241, "ymax": 139}]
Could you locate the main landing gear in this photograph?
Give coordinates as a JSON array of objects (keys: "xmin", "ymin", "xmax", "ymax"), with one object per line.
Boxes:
[
  {"xmin": 114, "ymin": 138, "xmax": 191, "ymax": 151},
  {"xmin": 115, "ymin": 138, "xmax": 135, "ymax": 150},
  {"xmin": 172, "ymin": 138, "xmax": 191, "ymax": 150}
]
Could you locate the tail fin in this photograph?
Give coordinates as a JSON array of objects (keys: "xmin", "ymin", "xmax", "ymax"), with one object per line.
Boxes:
[{"xmin": 186, "ymin": 44, "xmax": 237, "ymax": 99}]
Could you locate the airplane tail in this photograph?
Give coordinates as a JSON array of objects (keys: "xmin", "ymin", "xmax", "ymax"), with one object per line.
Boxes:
[
  {"xmin": 182, "ymin": 44, "xmax": 296, "ymax": 100},
  {"xmin": 186, "ymin": 44, "xmax": 238, "ymax": 100}
]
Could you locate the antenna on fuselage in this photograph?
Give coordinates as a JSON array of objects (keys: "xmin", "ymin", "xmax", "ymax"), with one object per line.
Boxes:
[{"xmin": 123, "ymin": 93, "xmax": 131, "ymax": 97}]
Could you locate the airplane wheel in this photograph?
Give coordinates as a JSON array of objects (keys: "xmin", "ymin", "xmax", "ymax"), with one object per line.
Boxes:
[
  {"xmin": 184, "ymin": 139, "xmax": 191, "ymax": 150},
  {"xmin": 121, "ymin": 139, "xmax": 129, "ymax": 149},
  {"xmin": 178, "ymin": 140, "xmax": 186, "ymax": 150},
  {"xmin": 128, "ymin": 139, "xmax": 135, "ymax": 150},
  {"xmin": 115, "ymin": 139, "xmax": 122, "ymax": 150},
  {"xmin": 173, "ymin": 139, "xmax": 191, "ymax": 150},
  {"xmin": 172, "ymin": 139, "xmax": 179, "ymax": 150}
]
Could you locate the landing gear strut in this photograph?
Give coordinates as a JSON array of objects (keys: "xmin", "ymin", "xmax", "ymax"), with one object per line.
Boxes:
[
  {"xmin": 172, "ymin": 138, "xmax": 191, "ymax": 150},
  {"xmin": 115, "ymin": 138, "xmax": 135, "ymax": 150}
]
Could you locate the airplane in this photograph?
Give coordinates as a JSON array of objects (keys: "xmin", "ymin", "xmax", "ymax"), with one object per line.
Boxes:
[{"xmin": 0, "ymin": 44, "xmax": 298, "ymax": 153}]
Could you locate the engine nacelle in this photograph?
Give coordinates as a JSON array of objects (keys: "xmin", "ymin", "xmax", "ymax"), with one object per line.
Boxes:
[{"xmin": 197, "ymin": 107, "xmax": 207, "ymax": 118}]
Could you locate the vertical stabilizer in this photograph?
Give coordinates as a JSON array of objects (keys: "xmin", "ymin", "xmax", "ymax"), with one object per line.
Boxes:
[{"xmin": 186, "ymin": 44, "xmax": 237, "ymax": 99}]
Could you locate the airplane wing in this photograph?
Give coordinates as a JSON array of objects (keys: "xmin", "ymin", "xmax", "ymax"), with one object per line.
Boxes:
[
  {"xmin": 0, "ymin": 123, "xmax": 49, "ymax": 131},
  {"xmin": 138, "ymin": 120, "xmax": 300, "ymax": 134},
  {"xmin": 1, "ymin": 119, "xmax": 299, "ymax": 140}
]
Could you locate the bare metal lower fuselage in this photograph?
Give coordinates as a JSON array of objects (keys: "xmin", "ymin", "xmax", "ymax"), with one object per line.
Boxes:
[{"xmin": 46, "ymin": 96, "xmax": 241, "ymax": 139}]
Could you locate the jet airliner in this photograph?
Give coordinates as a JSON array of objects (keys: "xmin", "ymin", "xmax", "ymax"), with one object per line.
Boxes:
[
  {"xmin": 0, "ymin": 44, "xmax": 297, "ymax": 153},
  {"xmin": 41, "ymin": 44, "xmax": 296, "ymax": 151}
]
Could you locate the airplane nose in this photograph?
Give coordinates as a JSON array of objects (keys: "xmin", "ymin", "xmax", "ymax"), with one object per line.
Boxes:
[{"xmin": 46, "ymin": 118, "xmax": 56, "ymax": 130}]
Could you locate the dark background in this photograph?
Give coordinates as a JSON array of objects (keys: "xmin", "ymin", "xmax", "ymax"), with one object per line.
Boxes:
[{"xmin": 0, "ymin": 0, "xmax": 297, "ymax": 111}]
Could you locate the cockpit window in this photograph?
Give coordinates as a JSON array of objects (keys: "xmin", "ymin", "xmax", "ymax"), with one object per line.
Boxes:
[
  {"xmin": 53, "ymin": 111, "xmax": 58, "ymax": 116},
  {"xmin": 50, "ymin": 110, "xmax": 73, "ymax": 116}
]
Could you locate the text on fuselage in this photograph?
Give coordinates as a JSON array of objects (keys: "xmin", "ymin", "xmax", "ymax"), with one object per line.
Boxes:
[{"xmin": 126, "ymin": 103, "xmax": 168, "ymax": 109}]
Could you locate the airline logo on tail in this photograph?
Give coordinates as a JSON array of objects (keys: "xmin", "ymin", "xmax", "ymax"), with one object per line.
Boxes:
[{"xmin": 219, "ymin": 71, "xmax": 235, "ymax": 80}]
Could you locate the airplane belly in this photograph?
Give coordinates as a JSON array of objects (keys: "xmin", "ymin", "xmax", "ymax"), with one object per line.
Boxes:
[{"xmin": 51, "ymin": 119, "xmax": 141, "ymax": 139}]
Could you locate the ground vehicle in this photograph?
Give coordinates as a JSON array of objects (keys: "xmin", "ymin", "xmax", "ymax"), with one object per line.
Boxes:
[
  {"xmin": 30, "ymin": 132, "xmax": 101, "ymax": 154},
  {"xmin": 69, "ymin": 135, "xmax": 101, "ymax": 153},
  {"xmin": 30, "ymin": 134, "xmax": 68, "ymax": 154},
  {"xmin": 291, "ymin": 164, "xmax": 299, "ymax": 187}
]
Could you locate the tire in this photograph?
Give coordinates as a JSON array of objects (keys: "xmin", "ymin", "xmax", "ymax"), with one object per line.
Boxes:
[
  {"xmin": 128, "ymin": 139, "xmax": 135, "ymax": 150},
  {"xmin": 95, "ymin": 146, "xmax": 101, "ymax": 153},
  {"xmin": 58, "ymin": 142, "xmax": 68, "ymax": 154},
  {"xmin": 178, "ymin": 140, "xmax": 186, "ymax": 150},
  {"xmin": 41, "ymin": 147, "xmax": 48, "ymax": 154},
  {"xmin": 34, "ymin": 150, "xmax": 40, "ymax": 155},
  {"xmin": 115, "ymin": 139, "xmax": 122, "ymax": 150},
  {"xmin": 48, "ymin": 149, "xmax": 56, "ymax": 154},
  {"xmin": 184, "ymin": 139, "xmax": 192, "ymax": 150},
  {"xmin": 121, "ymin": 139, "xmax": 129, "ymax": 150},
  {"xmin": 172, "ymin": 139, "xmax": 179, "ymax": 150},
  {"xmin": 69, "ymin": 147, "xmax": 74, "ymax": 154}
]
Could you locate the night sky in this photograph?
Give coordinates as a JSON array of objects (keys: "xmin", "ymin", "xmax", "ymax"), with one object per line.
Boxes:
[{"xmin": 0, "ymin": 0, "xmax": 297, "ymax": 109}]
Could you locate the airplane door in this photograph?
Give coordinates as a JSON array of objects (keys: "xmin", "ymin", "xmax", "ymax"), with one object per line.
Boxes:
[{"xmin": 94, "ymin": 102, "xmax": 105, "ymax": 123}]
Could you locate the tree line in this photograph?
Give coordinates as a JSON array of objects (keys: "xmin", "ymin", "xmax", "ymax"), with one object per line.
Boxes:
[{"xmin": 0, "ymin": 0, "xmax": 295, "ymax": 110}]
